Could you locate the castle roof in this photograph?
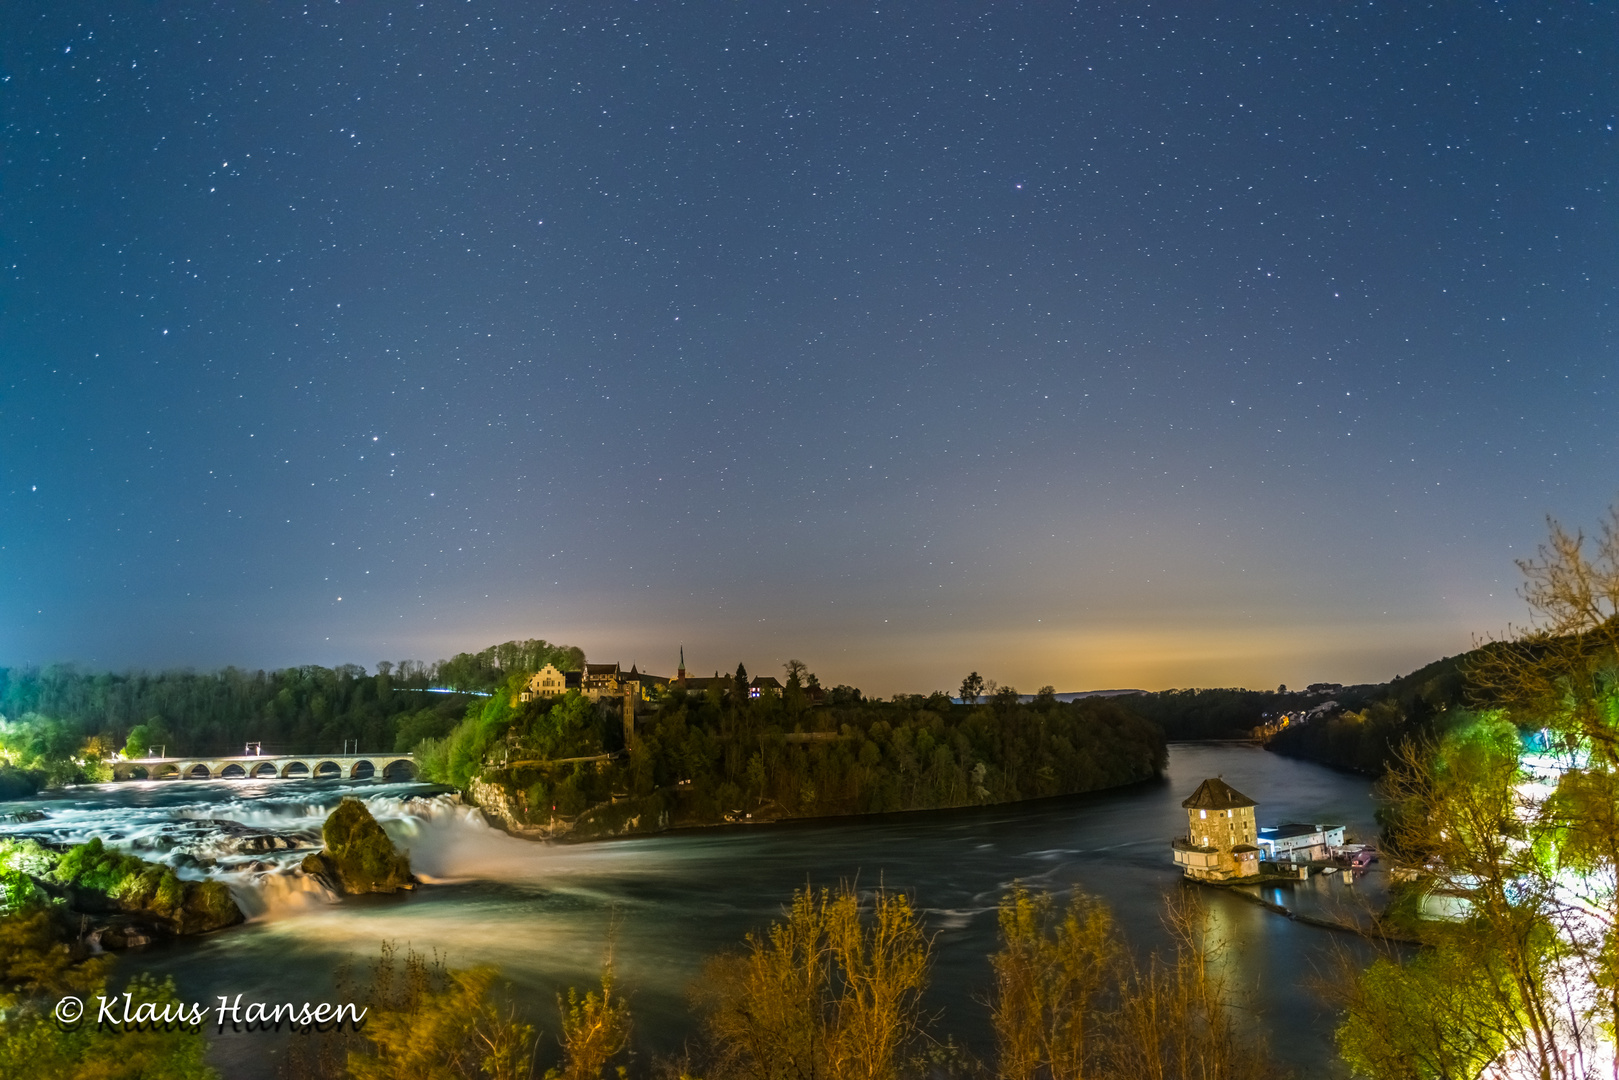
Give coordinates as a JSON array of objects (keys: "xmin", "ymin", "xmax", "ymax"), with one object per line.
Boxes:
[{"xmin": 1181, "ymin": 777, "xmax": 1257, "ymax": 811}]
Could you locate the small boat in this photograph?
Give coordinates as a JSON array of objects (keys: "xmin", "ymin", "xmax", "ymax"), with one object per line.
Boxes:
[{"xmin": 1321, "ymin": 866, "xmax": 1337, "ymax": 875}]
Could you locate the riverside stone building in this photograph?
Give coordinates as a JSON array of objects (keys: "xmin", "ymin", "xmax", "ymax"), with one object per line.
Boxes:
[{"xmin": 1172, "ymin": 777, "xmax": 1262, "ymax": 881}]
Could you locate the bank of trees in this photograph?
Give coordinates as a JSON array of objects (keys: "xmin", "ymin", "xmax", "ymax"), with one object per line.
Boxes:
[
  {"xmin": 458, "ymin": 675, "xmax": 1166, "ymax": 835},
  {"xmin": 0, "ymin": 640, "xmax": 582, "ymax": 792},
  {"xmin": 1261, "ymin": 650, "xmax": 1490, "ymax": 775},
  {"xmin": 1330, "ymin": 507, "xmax": 1619, "ymax": 1078}
]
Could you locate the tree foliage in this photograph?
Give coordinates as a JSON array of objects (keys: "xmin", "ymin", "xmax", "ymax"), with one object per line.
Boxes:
[
  {"xmin": 473, "ymin": 687, "xmax": 1166, "ymax": 838},
  {"xmin": 699, "ymin": 884, "xmax": 930, "ymax": 1080},
  {"xmin": 284, "ymin": 942, "xmax": 627, "ymax": 1080},
  {"xmin": 0, "ymin": 905, "xmax": 214, "ymax": 1079},
  {"xmin": 991, "ymin": 886, "xmax": 1279, "ymax": 1080},
  {"xmin": 1335, "ymin": 507, "xmax": 1619, "ymax": 1079},
  {"xmin": 0, "ymin": 638, "xmax": 584, "ymax": 782}
]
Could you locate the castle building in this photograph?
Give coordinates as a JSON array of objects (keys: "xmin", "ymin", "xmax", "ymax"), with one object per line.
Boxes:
[
  {"xmin": 1172, "ymin": 777, "xmax": 1262, "ymax": 881},
  {"xmin": 519, "ymin": 664, "xmax": 571, "ymax": 702},
  {"xmin": 667, "ymin": 649, "xmax": 799, "ymax": 701},
  {"xmin": 518, "ymin": 660, "xmax": 669, "ymax": 750}
]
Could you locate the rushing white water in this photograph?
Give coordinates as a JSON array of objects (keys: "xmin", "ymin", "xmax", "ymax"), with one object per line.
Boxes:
[{"xmin": 0, "ymin": 778, "xmax": 484, "ymax": 917}]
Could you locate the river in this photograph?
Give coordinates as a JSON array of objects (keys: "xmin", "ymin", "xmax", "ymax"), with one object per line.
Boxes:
[{"xmin": 1, "ymin": 744, "xmax": 1384, "ymax": 1076}]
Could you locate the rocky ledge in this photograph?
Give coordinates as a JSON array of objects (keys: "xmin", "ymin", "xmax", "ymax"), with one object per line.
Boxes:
[{"xmin": 0, "ymin": 836, "xmax": 244, "ymax": 947}]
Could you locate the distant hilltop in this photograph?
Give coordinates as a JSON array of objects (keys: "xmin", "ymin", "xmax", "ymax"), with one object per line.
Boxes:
[
  {"xmin": 1047, "ymin": 689, "xmax": 1147, "ymax": 701},
  {"xmin": 950, "ymin": 689, "xmax": 1145, "ymax": 705}
]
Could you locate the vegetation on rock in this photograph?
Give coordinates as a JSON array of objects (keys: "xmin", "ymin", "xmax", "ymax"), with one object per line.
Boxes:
[
  {"xmin": 301, "ymin": 798, "xmax": 415, "ymax": 895},
  {"xmin": 0, "ymin": 836, "xmax": 242, "ymax": 936}
]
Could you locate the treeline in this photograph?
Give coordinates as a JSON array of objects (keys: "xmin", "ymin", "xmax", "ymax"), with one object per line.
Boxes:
[
  {"xmin": 0, "ymin": 639, "xmax": 580, "ymax": 794},
  {"xmin": 1263, "ymin": 646, "xmax": 1503, "ymax": 775},
  {"xmin": 1127, "ymin": 684, "xmax": 1376, "ymax": 741},
  {"xmin": 1126, "ymin": 647, "xmax": 1495, "ymax": 776},
  {"xmin": 448, "ymin": 673, "xmax": 1166, "ymax": 837}
]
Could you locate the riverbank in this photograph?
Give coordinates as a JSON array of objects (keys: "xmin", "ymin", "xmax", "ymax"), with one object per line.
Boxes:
[{"xmin": 467, "ymin": 765, "xmax": 1174, "ymax": 843}]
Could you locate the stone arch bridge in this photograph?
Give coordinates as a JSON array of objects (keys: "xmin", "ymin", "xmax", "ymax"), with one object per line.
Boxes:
[{"xmin": 110, "ymin": 753, "xmax": 416, "ymax": 782}]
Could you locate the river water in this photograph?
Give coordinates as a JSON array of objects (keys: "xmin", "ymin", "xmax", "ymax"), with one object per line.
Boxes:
[{"xmin": 1, "ymin": 744, "xmax": 1383, "ymax": 1076}]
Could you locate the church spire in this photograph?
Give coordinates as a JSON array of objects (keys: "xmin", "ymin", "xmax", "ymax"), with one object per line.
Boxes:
[{"xmin": 678, "ymin": 645, "xmax": 686, "ymax": 681}]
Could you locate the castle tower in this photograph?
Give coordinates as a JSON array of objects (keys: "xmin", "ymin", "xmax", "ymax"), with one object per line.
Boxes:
[
  {"xmin": 622, "ymin": 683, "xmax": 636, "ymax": 750},
  {"xmin": 1172, "ymin": 777, "xmax": 1261, "ymax": 881}
]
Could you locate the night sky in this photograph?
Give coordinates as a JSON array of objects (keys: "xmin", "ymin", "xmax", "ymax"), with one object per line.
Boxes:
[{"xmin": 2, "ymin": 3, "xmax": 1615, "ymax": 695}]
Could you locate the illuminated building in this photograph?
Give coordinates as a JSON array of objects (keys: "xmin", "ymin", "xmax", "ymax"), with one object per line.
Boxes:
[{"xmin": 1172, "ymin": 777, "xmax": 1262, "ymax": 881}]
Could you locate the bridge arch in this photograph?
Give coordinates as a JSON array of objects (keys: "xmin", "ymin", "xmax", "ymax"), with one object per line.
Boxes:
[{"xmin": 106, "ymin": 753, "xmax": 415, "ymax": 782}]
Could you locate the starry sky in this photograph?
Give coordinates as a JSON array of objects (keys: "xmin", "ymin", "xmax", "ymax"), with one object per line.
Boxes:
[{"xmin": 2, "ymin": 2, "xmax": 1615, "ymax": 695}]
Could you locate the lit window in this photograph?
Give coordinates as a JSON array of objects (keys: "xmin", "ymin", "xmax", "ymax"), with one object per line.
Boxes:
[{"xmin": 1199, "ymin": 810, "xmax": 1206, "ymax": 819}]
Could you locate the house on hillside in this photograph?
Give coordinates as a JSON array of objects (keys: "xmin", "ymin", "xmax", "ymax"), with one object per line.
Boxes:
[
  {"xmin": 519, "ymin": 664, "xmax": 571, "ymax": 702},
  {"xmin": 1172, "ymin": 777, "xmax": 1262, "ymax": 882},
  {"xmin": 664, "ymin": 650, "xmax": 819, "ymax": 703},
  {"xmin": 519, "ymin": 662, "xmax": 667, "ymax": 706}
]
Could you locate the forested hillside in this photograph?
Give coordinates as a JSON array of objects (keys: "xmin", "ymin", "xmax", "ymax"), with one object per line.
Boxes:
[
  {"xmin": 455, "ymin": 680, "xmax": 1167, "ymax": 839},
  {"xmin": 0, "ymin": 640, "xmax": 579, "ymax": 794},
  {"xmin": 1126, "ymin": 684, "xmax": 1377, "ymax": 741},
  {"xmin": 1261, "ymin": 645, "xmax": 1505, "ymax": 774}
]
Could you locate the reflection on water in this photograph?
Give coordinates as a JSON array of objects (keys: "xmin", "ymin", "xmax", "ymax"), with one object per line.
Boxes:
[{"xmin": 1, "ymin": 745, "xmax": 1380, "ymax": 1077}]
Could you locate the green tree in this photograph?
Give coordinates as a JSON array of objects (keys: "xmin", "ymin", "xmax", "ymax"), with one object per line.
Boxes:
[
  {"xmin": 700, "ymin": 884, "xmax": 931, "ymax": 1080},
  {"xmin": 1335, "ymin": 939, "xmax": 1515, "ymax": 1080},
  {"xmin": 1334, "ymin": 509, "xmax": 1619, "ymax": 1079},
  {"xmin": 990, "ymin": 886, "xmax": 1119, "ymax": 1080},
  {"xmin": 959, "ymin": 673, "xmax": 985, "ymax": 705},
  {"xmin": 0, "ymin": 906, "xmax": 214, "ymax": 1079},
  {"xmin": 548, "ymin": 959, "xmax": 631, "ymax": 1080},
  {"xmin": 784, "ymin": 661, "xmax": 808, "ymax": 715}
]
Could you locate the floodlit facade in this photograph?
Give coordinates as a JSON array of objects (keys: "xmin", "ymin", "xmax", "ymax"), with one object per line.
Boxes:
[
  {"xmin": 519, "ymin": 663, "xmax": 570, "ymax": 702},
  {"xmin": 1172, "ymin": 777, "xmax": 1262, "ymax": 881}
]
